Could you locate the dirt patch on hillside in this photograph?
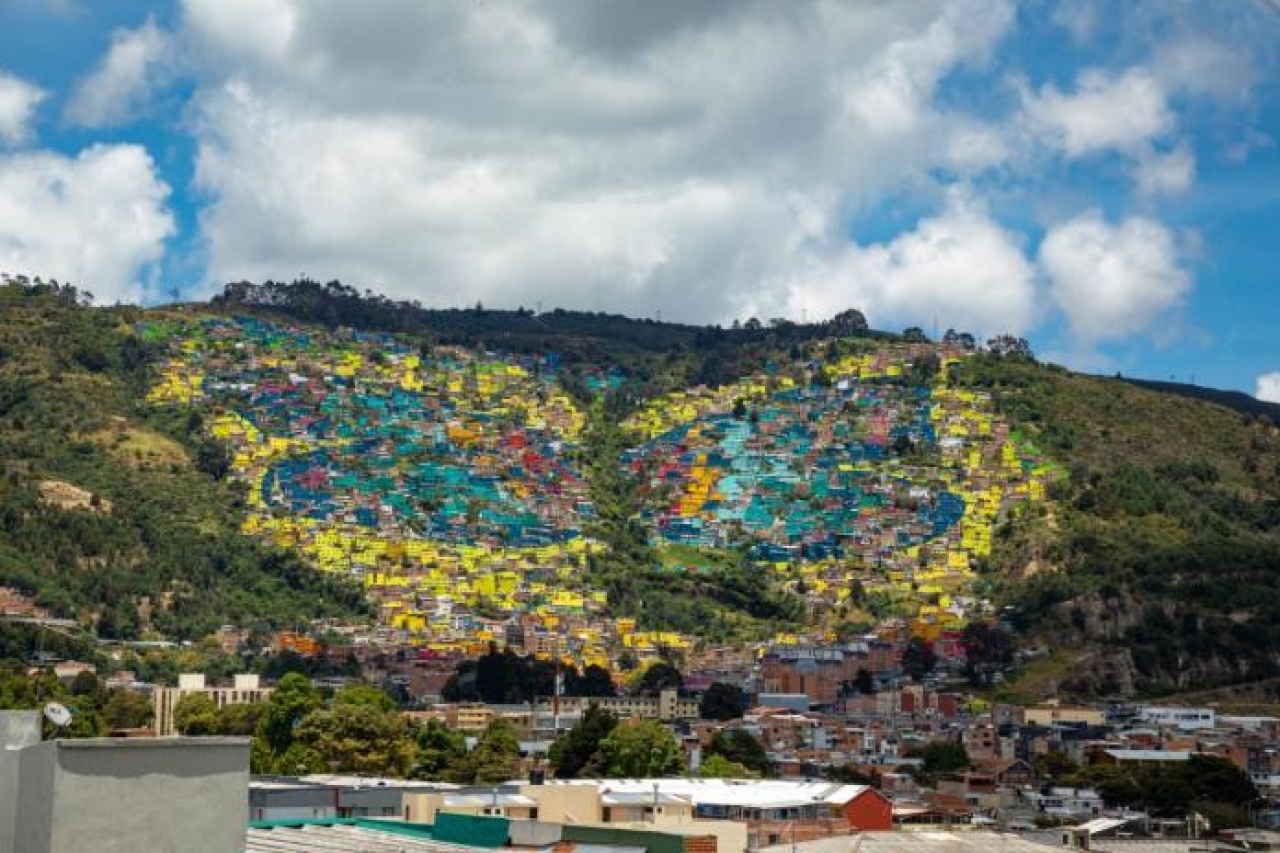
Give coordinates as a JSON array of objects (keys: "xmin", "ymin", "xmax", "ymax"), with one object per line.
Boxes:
[{"xmin": 37, "ymin": 479, "xmax": 112, "ymax": 513}]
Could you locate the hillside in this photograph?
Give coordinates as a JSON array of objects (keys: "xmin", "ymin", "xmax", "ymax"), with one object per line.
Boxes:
[
  {"xmin": 956, "ymin": 357, "xmax": 1280, "ymax": 697},
  {"xmin": 1, "ymin": 278, "xmax": 1277, "ymax": 699},
  {"xmin": 0, "ymin": 282, "xmax": 368, "ymax": 662},
  {"xmin": 139, "ymin": 296, "xmax": 1062, "ymax": 669}
]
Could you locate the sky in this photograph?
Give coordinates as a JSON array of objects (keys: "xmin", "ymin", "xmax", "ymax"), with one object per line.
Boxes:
[{"xmin": 0, "ymin": 0, "xmax": 1277, "ymax": 398}]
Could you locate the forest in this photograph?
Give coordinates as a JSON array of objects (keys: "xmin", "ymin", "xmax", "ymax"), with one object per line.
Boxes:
[{"xmin": 0, "ymin": 281, "xmax": 368, "ymax": 662}]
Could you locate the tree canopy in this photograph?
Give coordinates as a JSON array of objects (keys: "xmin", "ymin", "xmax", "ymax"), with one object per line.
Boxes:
[{"xmin": 596, "ymin": 720, "xmax": 684, "ymax": 777}]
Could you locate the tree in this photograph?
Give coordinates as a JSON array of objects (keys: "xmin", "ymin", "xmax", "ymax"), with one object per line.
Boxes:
[
  {"xmin": 699, "ymin": 682, "xmax": 747, "ymax": 721},
  {"xmin": 100, "ymin": 689, "xmax": 152, "ymax": 730},
  {"xmin": 699, "ymin": 753, "xmax": 754, "ymax": 779},
  {"xmin": 943, "ymin": 328, "xmax": 976, "ymax": 350},
  {"xmin": 257, "ymin": 672, "xmax": 321, "ymax": 755},
  {"xmin": 445, "ymin": 645, "xmax": 560, "ymax": 704},
  {"xmin": 69, "ymin": 670, "xmax": 101, "ymax": 698},
  {"xmin": 631, "ymin": 661, "xmax": 683, "ymax": 697},
  {"xmin": 1032, "ymin": 750, "xmax": 1077, "ymax": 782},
  {"xmin": 456, "ymin": 719, "xmax": 522, "ymax": 784},
  {"xmin": 292, "ymin": 703, "xmax": 416, "ymax": 777},
  {"xmin": 919, "ymin": 740, "xmax": 970, "ymax": 779},
  {"xmin": 333, "ymin": 683, "xmax": 396, "ymax": 712},
  {"xmin": 902, "ymin": 326, "xmax": 929, "ymax": 343},
  {"xmin": 173, "ymin": 693, "xmax": 220, "ymax": 735},
  {"xmin": 901, "ymin": 637, "xmax": 937, "ymax": 682},
  {"xmin": 1182, "ymin": 755, "xmax": 1257, "ymax": 806},
  {"xmin": 571, "ymin": 665, "xmax": 616, "ymax": 698},
  {"xmin": 597, "ymin": 720, "xmax": 684, "ymax": 777},
  {"xmin": 215, "ymin": 702, "xmax": 266, "ymax": 736},
  {"xmin": 827, "ymin": 309, "xmax": 869, "ymax": 337},
  {"xmin": 706, "ymin": 728, "xmax": 770, "ymax": 776},
  {"xmin": 1065, "ymin": 764, "xmax": 1143, "ymax": 808},
  {"xmin": 412, "ymin": 719, "xmax": 468, "ymax": 781},
  {"xmin": 986, "ymin": 334, "xmax": 1034, "ymax": 360},
  {"xmin": 550, "ymin": 704, "xmax": 618, "ymax": 779}
]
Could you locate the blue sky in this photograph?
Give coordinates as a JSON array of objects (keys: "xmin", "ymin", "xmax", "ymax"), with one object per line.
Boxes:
[{"xmin": 0, "ymin": 0, "xmax": 1276, "ymax": 398}]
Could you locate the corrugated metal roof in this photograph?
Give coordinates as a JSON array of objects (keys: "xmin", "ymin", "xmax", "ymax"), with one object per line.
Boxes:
[
  {"xmin": 759, "ymin": 832, "xmax": 1059, "ymax": 853},
  {"xmin": 589, "ymin": 779, "xmax": 875, "ymax": 809},
  {"xmin": 245, "ymin": 824, "xmax": 484, "ymax": 853},
  {"xmin": 1102, "ymin": 750, "xmax": 1192, "ymax": 761}
]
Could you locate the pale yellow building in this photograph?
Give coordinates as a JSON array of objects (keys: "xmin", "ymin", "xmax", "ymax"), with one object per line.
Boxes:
[
  {"xmin": 1019, "ymin": 703, "xmax": 1105, "ymax": 727},
  {"xmin": 152, "ymin": 673, "xmax": 274, "ymax": 736}
]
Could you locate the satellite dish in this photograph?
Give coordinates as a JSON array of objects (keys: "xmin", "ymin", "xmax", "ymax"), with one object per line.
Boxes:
[{"xmin": 43, "ymin": 702, "xmax": 73, "ymax": 729}]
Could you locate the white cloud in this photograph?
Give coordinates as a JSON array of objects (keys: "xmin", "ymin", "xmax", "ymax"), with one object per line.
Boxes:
[
  {"xmin": 1132, "ymin": 142, "xmax": 1195, "ymax": 196},
  {"xmin": 779, "ymin": 195, "xmax": 1038, "ymax": 336},
  {"xmin": 184, "ymin": 0, "xmax": 297, "ymax": 66},
  {"xmin": 1039, "ymin": 210, "xmax": 1190, "ymax": 344},
  {"xmin": 1152, "ymin": 37, "xmax": 1255, "ymax": 101},
  {"xmin": 1257, "ymin": 372, "xmax": 1280, "ymax": 404},
  {"xmin": 65, "ymin": 17, "xmax": 171, "ymax": 128},
  {"xmin": 1022, "ymin": 67, "xmax": 1173, "ymax": 157},
  {"xmin": 1050, "ymin": 0, "xmax": 1097, "ymax": 43},
  {"xmin": 0, "ymin": 71, "xmax": 45, "ymax": 146},
  {"xmin": 0, "ymin": 144, "xmax": 174, "ymax": 303},
  {"xmin": 174, "ymin": 0, "xmax": 1020, "ymax": 320}
]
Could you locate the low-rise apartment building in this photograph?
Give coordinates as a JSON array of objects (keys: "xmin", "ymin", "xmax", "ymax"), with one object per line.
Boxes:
[{"xmin": 152, "ymin": 673, "xmax": 273, "ymax": 736}]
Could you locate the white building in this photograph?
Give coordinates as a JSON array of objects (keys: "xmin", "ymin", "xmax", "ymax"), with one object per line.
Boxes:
[
  {"xmin": 1024, "ymin": 787, "xmax": 1104, "ymax": 819},
  {"xmin": 1135, "ymin": 706, "xmax": 1215, "ymax": 730}
]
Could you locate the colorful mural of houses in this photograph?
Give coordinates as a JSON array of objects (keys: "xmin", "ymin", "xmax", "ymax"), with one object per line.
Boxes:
[{"xmin": 146, "ymin": 318, "xmax": 1059, "ymax": 660}]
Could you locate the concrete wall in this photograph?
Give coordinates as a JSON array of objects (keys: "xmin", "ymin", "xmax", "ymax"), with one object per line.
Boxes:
[
  {"xmin": 519, "ymin": 782, "xmax": 602, "ymax": 823},
  {"xmin": 1, "ymin": 712, "xmax": 43, "ymax": 853},
  {"xmin": 0, "ymin": 752, "xmax": 16, "ymax": 853},
  {"xmin": 0, "ymin": 711, "xmax": 41, "ymax": 750},
  {"xmin": 11, "ymin": 737, "xmax": 249, "ymax": 853}
]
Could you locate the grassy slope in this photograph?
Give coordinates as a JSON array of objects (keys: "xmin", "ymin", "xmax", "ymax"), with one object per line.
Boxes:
[
  {"xmin": 0, "ymin": 286, "xmax": 367, "ymax": 652},
  {"xmin": 956, "ymin": 356, "xmax": 1280, "ymax": 697}
]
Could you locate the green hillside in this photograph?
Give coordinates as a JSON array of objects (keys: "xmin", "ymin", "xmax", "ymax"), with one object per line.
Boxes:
[
  {"xmin": 2, "ymin": 278, "xmax": 1277, "ymax": 699},
  {"xmin": 0, "ymin": 282, "xmax": 367, "ymax": 660},
  {"xmin": 957, "ymin": 357, "xmax": 1280, "ymax": 697}
]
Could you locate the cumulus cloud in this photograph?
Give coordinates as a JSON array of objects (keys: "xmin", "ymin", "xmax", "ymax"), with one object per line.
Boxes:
[
  {"xmin": 174, "ymin": 0, "xmax": 1020, "ymax": 320},
  {"xmin": 1039, "ymin": 210, "xmax": 1190, "ymax": 344},
  {"xmin": 0, "ymin": 71, "xmax": 45, "ymax": 146},
  {"xmin": 1022, "ymin": 67, "xmax": 1174, "ymax": 157},
  {"xmin": 1050, "ymin": 0, "xmax": 1098, "ymax": 43},
  {"xmin": 65, "ymin": 17, "xmax": 171, "ymax": 128},
  {"xmin": 0, "ymin": 144, "xmax": 174, "ymax": 303},
  {"xmin": 1132, "ymin": 142, "xmax": 1195, "ymax": 196},
  {"xmin": 1257, "ymin": 372, "xmax": 1280, "ymax": 404},
  {"xmin": 779, "ymin": 196, "xmax": 1038, "ymax": 336}
]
